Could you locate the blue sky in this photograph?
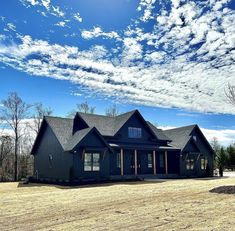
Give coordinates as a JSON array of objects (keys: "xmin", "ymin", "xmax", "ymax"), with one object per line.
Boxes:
[{"xmin": 0, "ymin": 0, "xmax": 235, "ymax": 145}]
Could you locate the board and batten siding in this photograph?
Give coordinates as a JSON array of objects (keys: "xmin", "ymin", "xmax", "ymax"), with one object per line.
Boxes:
[
  {"xmin": 72, "ymin": 131, "xmax": 110, "ymax": 181},
  {"xmin": 34, "ymin": 124, "xmax": 73, "ymax": 181}
]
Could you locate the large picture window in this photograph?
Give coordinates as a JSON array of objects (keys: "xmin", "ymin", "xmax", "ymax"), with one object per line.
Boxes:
[
  {"xmin": 148, "ymin": 153, "xmax": 153, "ymax": 168},
  {"xmin": 186, "ymin": 157, "xmax": 194, "ymax": 170},
  {"xmin": 128, "ymin": 127, "xmax": 142, "ymax": 138},
  {"xmin": 84, "ymin": 153, "xmax": 100, "ymax": 171}
]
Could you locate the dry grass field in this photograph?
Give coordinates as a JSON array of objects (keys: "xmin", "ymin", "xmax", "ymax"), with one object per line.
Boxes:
[{"xmin": 0, "ymin": 177, "xmax": 234, "ymax": 231}]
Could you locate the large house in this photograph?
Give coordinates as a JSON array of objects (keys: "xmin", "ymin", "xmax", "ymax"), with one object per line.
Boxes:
[{"xmin": 31, "ymin": 110, "xmax": 214, "ymax": 182}]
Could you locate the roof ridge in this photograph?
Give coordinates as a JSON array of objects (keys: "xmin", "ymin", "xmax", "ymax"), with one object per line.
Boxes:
[
  {"xmin": 116, "ymin": 110, "xmax": 137, "ymax": 117},
  {"xmin": 44, "ymin": 115, "xmax": 72, "ymax": 120},
  {"xmin": 78, "ymin": 112, "xmax": 120, "ymax": 119},
  {"xmin": 165, "ymin": 124, "xmax": 197, "ymax": 131}
]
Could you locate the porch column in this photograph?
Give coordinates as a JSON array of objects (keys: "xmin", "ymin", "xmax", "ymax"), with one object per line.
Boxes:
[
  {"xmin": 120, "ymin": 148, "xmax": 124, "ymax": 176},
  {"xmin": 134, "ymin": 149, "xmax": 137, "ymax": 176},
  {"xmin": 165, "ymin": 150, "xmax": 168, "ymax": 175},
  {"xmin": 153, "ymin": 150, "xmax": 156, "ymax": 175}
]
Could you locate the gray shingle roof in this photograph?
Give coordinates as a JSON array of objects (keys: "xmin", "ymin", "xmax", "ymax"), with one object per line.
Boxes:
[
  {"xmin": 78, "ymin": 113, "xmax": 116, "ymax": 136},
  {"xmin": 163, "ymin": 125, "xmax": 197, "ymax": 150},
  {"xmin": 44, "ymin": 116, "xmax": 73, "ymax": 150},
  {"xmin": 78, "ymin": 110, "xmax": 136, "ymax": 136},
  {"xmin": 146, "ymin": 121, "xmax": 171, "ymax": 141},
  {"xmin": 40, "ymin": 110, "xmax": 171, "ymax": 153},
  {"xmin": 64, "ymin": 127, "xmax": 92, "ymax": 151}
]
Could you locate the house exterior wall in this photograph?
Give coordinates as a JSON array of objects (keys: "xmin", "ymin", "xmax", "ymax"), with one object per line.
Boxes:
[
  {"xmin": 180, "ymin": 129, "xmax": 214, "ymax": 177},
  {"xmin": 72, "ymin": 132, "xmax": 110, "ymax": 181},
  {"xmin": 112, "ymin": 114, "xmax": 157, "ymax": 144},
  {"xmin": 34, "ymin": 124, "xmax": 73, "ymax": 181}
]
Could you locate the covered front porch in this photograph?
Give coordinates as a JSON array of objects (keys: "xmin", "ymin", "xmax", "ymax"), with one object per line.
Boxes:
[{"xmin": 109, "ymin": 143, "xmax": 180, "ymax": 178}]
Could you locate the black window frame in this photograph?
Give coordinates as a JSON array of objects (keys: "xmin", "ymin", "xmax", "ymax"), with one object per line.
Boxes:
[
  {"xmin": 148, "ymin": 153, "xmax": 153, "ymax": 168},
  {"xmin": 159, "ymin": 153, "xmax": 164, "ymax": 168},
  {"xmin": 116, "ymin": 153, "xmax": 121, "ymax": 168},
  {"xmin": 201, "ymin": 156, "xmax": 208, "ymax": 170},
  {"xmin": 84, "ymin": 152, "xmax": 100, "ymax": 172},
  {"xmin": 128, "ymin": 127, "xmax": 142, "ymax": 138},
  {"xmin": 186, "ymin": 156, "xmax": 194, "ymax": 170}
]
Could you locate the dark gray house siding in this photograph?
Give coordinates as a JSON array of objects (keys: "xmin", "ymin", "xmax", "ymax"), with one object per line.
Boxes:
[
  {"xmin": 33, "ymin": 123, "xmax": 73, "ymax": 181},
  {"xmin": 72, "ymin": 131, "xmax": 111, "ymax": 181}
]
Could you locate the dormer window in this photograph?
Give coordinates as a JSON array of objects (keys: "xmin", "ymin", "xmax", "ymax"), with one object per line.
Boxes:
[{"xmin": 128, "ymin": 127, "xmax": 142, "ymax": 138}]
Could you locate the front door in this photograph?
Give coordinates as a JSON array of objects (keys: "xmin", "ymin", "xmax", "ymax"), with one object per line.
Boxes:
[{"xmin": 130, "ymin": 151, "xmax": 141, "ymax": 175}]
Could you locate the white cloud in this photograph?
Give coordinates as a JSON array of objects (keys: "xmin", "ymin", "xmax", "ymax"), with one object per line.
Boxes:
[
  {"xmin": 137, "ymin": 0, "xmax": 157, "ymax": 22},
  {"xmin": 0, "ymin": 32, "xmax": 235, "ymax": 114},
  {"xmin": 51, "ymin": 6, "xmax": 64, "ymax": 17},
  {"xmin": 7, "ymin": 23, "xmax": 16, "ymax": 31},
  {"xmin": 21, "ymin": 0, "xmax": 65, "ymax": 17},
  {"xmin": 55, "ymin": 21, "xmax": 66, "ymax": 27},
  {"xmin": 81, "ymin": 27, "xmax": 120, "ymax": 40},
  {"xmin": 41, "ymin": 0, "xmax": 50, "ymax": 10},
  {"xmin": 74, "ymin": 13, "xmax": 82, "ymax": 22}
]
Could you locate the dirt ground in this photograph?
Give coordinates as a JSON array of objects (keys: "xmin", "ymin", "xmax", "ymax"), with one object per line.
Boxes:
[{"xmin": 0, "ymin": 177, "xmax": 234, "ymax": 231}]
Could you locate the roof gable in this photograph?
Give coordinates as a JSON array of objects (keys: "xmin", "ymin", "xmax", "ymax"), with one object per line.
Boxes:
[
  {"xmin": 64, "ymin": 127, "xmax": 112, "ymax": 152},
  {"xmin": 113, "ymin": 110, "xmax": 158, "ymax": 140},
  {"xmin": 163, "ymin": 124, "xmax": 197, "ymax": 150},
  {"xmin": 184, "ymin": 137, "xmax": 201, "ymax": 152}
]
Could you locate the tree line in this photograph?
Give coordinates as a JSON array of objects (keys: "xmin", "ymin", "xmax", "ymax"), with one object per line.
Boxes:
[{"xmin": 211, "ymin": 137, "xmax": 235, "ymax": 177}]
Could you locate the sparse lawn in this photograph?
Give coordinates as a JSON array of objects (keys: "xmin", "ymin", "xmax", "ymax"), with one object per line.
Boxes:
[{"xmin": 0, "ymin": 177, "xmax": 234, "ymax": 231}]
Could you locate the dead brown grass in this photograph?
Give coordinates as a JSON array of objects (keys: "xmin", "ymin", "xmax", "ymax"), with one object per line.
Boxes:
[{"xmin": 0, "ymin": 177, "xmax": 234, "ymax": 231}]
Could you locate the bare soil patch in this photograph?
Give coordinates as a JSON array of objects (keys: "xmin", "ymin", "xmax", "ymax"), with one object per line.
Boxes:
[{"xmin": 209, "ymin": 185, "xmax": 235, "ymax": 194}]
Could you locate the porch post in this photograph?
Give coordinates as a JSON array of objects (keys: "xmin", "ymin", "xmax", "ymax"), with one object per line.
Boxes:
[
  {"xmin": 120, "ymin": 148, "xmax": 124, "ymax": 176},
  {"xmin": 134, "ymin": 149, "xmax": 137, "ymax": 176},
  {"xmin": 165, "ymin": 150, "xmax": 168, "ymax": 175},
  {"xmin": 153, "ymin": 150, "xmax": 156, "ymax": 175}
]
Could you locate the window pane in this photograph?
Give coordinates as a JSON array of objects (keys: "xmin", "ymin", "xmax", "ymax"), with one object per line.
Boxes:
[
  {"xmin": 160, "ymin": 153, "xmax": 164, "ymax": 168},
  {"xmin": 201, "ymin": 158, "xmax": 205, "ymax": 170},
  {"xmin": 93, "ymin": 153, "xmax": 100, "ymax": 171},
  {"xmin": 186, "ymin": 156, "xmax": 194, "ymax": 170},
  {"xmin": 117, "ymin": 153, "xmax": 121, "ymax": 168},
  {"xmin": 84, "ymin": 153, "xmax": 92, "ymax": 171},
  {"xmin": 128, "ymin": 127, "xmax": 142, "ymax": 138},
  {"xmin": 148, "ymin": 153, "xmax": 152, "ymax": 168}
]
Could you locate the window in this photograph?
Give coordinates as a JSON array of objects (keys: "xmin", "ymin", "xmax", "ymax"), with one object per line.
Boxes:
[
  {"xmin": 148, "ymin": 153, "xmax": 153, "ymax": 168},
  {"xmin": 193, "ymin": 136, "xmax": 197, "ymax": 142},
  {"xmin": 186, "ymin": 157, "xmax": 194, "ymax": 170},
  {"xmin": 84, "ymin": 153, "xmax": 100, "ymax": 171},
  {"xmin": 201, "ymin": 157, "xmax": 208, "ymax": 170},
  {"xmin": 159, "ymin": 153, "xmax": 164, "ymax": 168},
  {"xmin": 128, "ymin": 127, "xmax": 142, "ymax": 138},
  {"xmin": 201, "ymin": 157, "xmax": 205, "ymax": 170},
  {"xmin": 117, "ymin": 153, "xmax": 121, "ymax": 168}
]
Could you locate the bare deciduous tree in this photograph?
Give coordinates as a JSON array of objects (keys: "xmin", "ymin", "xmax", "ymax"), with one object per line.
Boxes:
[
  {"xmin": 30, "ymin": 103, "xmax": 53, "ymax": 135},
  {"xmin": 105, "ymin": 104, "xmax": 120, "ymax": 117},
  {"xmin": 68, "ymin": 101, "xmax": 95, "ymax": 117},
  {"xmin": 0, "ymin": 92, "xmax": 31, "ymax": 181},
  {"xmin": 225, "ymin": 83, "xmax": 235, "ymax": 106}
]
